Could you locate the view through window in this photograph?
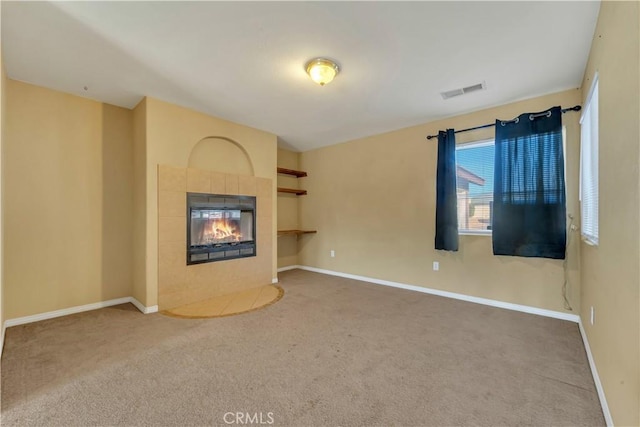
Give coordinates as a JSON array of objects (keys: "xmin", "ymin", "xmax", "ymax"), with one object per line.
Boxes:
[{"xmin": 456, "ymin": 140, "xmax": 494, "ymax": 234}]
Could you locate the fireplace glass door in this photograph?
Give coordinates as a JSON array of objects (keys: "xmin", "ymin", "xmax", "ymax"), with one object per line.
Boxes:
[
  {"xmin": 190, "ymin": 209, "xmax": 254, "ymax": 246},
  {"xmin": 187, "ymin": 193, "xmax": 256, "ymax": 265}
]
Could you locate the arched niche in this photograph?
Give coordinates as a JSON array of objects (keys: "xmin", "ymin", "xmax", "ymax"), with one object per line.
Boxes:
[{"xmin": 187, "ymin": 136, "xmax": 255, "ymax": 176}]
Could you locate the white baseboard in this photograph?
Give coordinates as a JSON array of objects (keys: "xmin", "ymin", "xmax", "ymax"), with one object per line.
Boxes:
[
  {"xmin": 4, "ymin": 296, "xmax": 157, "ymax": 329},
  {"xmin": 0, "ymin": 321, "xmax": 5, "ymax": 358},
  {"xmin": 277, "ymin": 265, "xmax": 301, "ymax": 273},
  {"xmin": 4, "ymin": 297, "xmax": 133, "ymax": 327},
  {"xmin": 272, "ymin": 278, "xmax": 279, "ymax": 284},
  {"xmin": 578, "ymin": 320, "xmax": 613, "ymax": 426},
  {"xmin": 129, "ymin": 297, "xmax": 158, "ymax": 314},
  {"xmin": 295, "ymin": 265, "xmax": 580, "ymax": 323}
]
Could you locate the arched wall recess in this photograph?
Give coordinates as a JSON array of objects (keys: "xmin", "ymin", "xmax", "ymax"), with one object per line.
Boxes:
[{"xmin": 187, "ymin": 136, "xmax": 255, "ymax": 176}]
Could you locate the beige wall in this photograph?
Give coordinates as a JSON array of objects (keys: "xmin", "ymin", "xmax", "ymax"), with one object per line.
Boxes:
[
  {"xmin": 277, "ymin": 148, "xmax": 301, "ymax": 268},
  {"xmin": 4, "ymin": 80, "xmax": 134, "ymax": 318},
  {"xmin": 300, "ymin": 89, "xmax": 582, "ymax": 314},
  {"xmin": 140, "ymin": 97, "xmax": 278, "ymax": 306},
  {"xmin": 1, "ymin": 87, "xmax": 278, "ymax": 316},
  {"xmin": 579, "ymin": 2, "xmax": 640, "ymax": 425},
  {"xmin": 0, "ymin": 50, "xmax": 5, "ymax": 335},
  {"xmin": 132, "ymin": 98, "xmax": 147, "ymax": 305}
]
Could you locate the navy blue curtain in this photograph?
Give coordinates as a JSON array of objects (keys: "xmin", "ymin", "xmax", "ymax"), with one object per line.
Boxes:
[
  {"xmin": 435, "ymin": 129, "xmax": 458, "ymax": 251},
  {"xmin": 493, "ymin": 107, "xmax": 566, "ymax": 259}
]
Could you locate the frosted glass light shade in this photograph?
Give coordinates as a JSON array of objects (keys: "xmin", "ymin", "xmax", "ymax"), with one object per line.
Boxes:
[{"xmin": 306, "ymin": 58, "xmax": 340, "ymax": 86}]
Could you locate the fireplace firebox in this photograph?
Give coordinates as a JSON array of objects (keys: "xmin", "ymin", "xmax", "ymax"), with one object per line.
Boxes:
[{"xmin": 187, "ymin": 193, "xmax": 256, "ymax": 265}]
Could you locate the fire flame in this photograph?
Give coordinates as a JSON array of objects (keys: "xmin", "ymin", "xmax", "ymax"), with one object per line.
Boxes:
[{"xmin": 203, "ymin": 219, "xmax": 242, "ymax": 243}]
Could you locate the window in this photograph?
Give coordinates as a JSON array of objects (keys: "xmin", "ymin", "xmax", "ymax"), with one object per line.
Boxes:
[
  {"xmin": 580, "ymin": 75, "xmax": 599, "ymax": 245},
  {"xmin": 456, "ymin": 140, "xmax": 494, "ymax": 234}
]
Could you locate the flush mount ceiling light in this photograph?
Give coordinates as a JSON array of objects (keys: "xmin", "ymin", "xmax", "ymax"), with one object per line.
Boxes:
[{"xmin": 305, "ymin": 58, "xmax": 340, "ymax": 86}]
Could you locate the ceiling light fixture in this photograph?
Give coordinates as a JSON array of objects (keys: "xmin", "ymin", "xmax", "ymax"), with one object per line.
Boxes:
[{"xmin": 305, "ymin": 58, "xmax": 340, "ymax": 86}]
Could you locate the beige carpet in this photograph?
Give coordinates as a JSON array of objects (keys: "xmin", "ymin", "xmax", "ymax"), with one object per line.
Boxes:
[{"xmin": 1, "ymin": 269, "xmax": 604, "ymax": 426}]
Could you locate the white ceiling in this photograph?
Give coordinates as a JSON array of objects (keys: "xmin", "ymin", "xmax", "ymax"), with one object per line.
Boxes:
[{"xmin": 1, "ymin": 1, "xmax": 600, "ymax": 152}]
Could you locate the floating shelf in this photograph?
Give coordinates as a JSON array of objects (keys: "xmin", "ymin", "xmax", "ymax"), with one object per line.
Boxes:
[
  {"xmin": 277, "ymin": 187, "xmax": 307, "ymax": 196},
  {"xmin": 277, "ymin": 167, "xmax": 307, "ymax": 178},
  {"xmin": 278, "ymin": 230, "xmax": 318, "ymax": 236},
  {"xmin": 277, "ymin": 166, "xmax": 314, "ymax": 237}
]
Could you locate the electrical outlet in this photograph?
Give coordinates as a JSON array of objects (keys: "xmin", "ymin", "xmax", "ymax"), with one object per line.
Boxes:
[
  {"xmin": 590, "ymin": 306, "xmax": 595, "ymax": 325},
  {"xmin": 433, "ymin": 261, "xmax": 439, "ymax": 271},
  {"xmin": 330, "ymin": 250, "xmax": 335, "ymax": 258}
]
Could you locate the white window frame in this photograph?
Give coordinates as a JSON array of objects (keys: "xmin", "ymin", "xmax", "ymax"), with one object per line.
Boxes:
[
  {"xmin": 456, "ymin": 139, "xmax": 494, "ymax": 236},
  {"xmin": 580, "ymin": 73, "xmax": 599, "ymax": 246}
]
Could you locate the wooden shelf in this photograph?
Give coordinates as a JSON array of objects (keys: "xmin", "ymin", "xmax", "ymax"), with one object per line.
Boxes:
[
  {"xmin": 277, "ymin": 167, "xmax": 314, "ymax": 235},
  {"xmin": 277, "ymin": 187, "xmax": 307, "ymax": 196},
  {"xmin": 278, "ymin": 230, "xmax": 318, "ymax": 236},
  {"xmin": 277, "ymin": 167, "xmax": 307, "ymax": 178}
]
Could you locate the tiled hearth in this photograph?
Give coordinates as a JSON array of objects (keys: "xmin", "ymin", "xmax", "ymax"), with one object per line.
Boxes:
[{"xmin": 158, "ymin": 165, "xmax": 273, "ymax": 311}]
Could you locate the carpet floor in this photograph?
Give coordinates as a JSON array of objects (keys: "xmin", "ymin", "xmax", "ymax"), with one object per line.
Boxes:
[{"xmin": 1, "ymin": 269, "xmax": 604, "ymax": 426}]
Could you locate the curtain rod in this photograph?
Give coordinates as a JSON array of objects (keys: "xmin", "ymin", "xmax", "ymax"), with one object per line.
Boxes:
[{"xmin": 425, "ymin": 105, "xmax": 582, "ymax": 140}]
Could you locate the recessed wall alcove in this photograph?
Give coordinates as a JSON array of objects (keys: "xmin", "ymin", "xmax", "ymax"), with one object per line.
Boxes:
[{"xmin": 188, "ymin": 136, "xmax": 255, "ymax": 176}]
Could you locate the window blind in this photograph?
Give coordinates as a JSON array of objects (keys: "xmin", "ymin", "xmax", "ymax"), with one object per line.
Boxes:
[{"xmin": 580, "ymin": 76, "xmax": 599, "ymax": 245}]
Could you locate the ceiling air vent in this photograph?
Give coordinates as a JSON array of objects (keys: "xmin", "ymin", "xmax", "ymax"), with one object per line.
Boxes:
[{"xmin": 441, "ymin": 82, "xmax": 486, "ymax": 100}]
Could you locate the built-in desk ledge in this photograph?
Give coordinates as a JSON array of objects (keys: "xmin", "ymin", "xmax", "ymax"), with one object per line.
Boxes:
[
  {"xmin": 277, "ymin": 230, "xmax": 318, "ymax": 236},
  {"xmin": 277, "ymin": 167, "xmax": 307, "ymax": 178},
  {"xmin": 277, "ymin": 187, "xmax": 307, "ymax": 196}
]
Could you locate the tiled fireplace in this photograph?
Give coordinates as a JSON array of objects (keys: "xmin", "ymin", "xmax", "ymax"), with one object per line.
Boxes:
[{"xmin": 158, "ymin": 165, "xmax": 273, "ymax": 310}]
